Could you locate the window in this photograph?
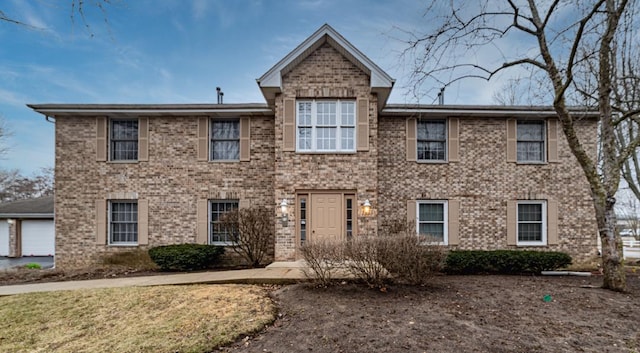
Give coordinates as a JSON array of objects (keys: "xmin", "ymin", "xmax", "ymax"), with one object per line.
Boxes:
[
  {"xmin": 517, "ymin": 201, "xmax": 547, "ymax": 246},
  {"xmin": 345, "ymin": 196, "xmax": 355, "ymax": 240},
  {"xmin": 299, "ymin": 196, "xmax": 307, "ymax": 246},
  {"xmin": 517, "ymin": 121, "xmax": 545, "ymax": 162},
  {"xmin": 297, "ymin": 100, "xmax": 355, "ymax": 152},
  {"xmin": 110, "ymin": 119, "xmax": 138, "ymax": 161},
  {"xmin": 417, "ymin": 201, "xmax": 448, "ymax": 244},
  {"xmin": 109, "ymin": 201, "xmax": 138, "ymax": 245},
  {"xmin": 210, "ymin": 200, "xmax": 238, "ymax": 244},
  {"xmin": 210, "ymin": 119, "xmax": 240, "ymax": 160},
  {"xmin": 417, "ymin": 120, "xmax": 446, "ymax": 161}
]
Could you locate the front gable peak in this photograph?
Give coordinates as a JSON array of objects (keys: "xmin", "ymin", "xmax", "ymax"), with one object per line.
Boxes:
[{"xmin": 257, "ymin": 24, "xmax": 394, "ymax": 110}]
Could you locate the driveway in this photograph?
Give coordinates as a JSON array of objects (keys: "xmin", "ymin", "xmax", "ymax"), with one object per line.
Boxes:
[{"xmin": 0, "ymin": 256, "xmax": 54, "ymax": 270}]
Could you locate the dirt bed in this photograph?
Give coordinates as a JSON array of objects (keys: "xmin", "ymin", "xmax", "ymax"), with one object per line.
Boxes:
[{"xmin": 222, "ymin": 274, "xmax": 640, "ymax": 353}]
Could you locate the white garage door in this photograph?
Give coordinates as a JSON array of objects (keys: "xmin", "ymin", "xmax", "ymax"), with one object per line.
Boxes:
[
  {"xmin": 21, "ymin": 220, "xmax": 55, "ymax": 256},
  {"xmin": 0, "ymin": 220, "xmax": 8, "ymax": 256}
]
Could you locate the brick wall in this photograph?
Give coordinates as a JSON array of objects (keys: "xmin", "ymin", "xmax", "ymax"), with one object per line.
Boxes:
[
  {"xmin": 377, "ymin": 116, "xmax": 599, "ymax": 262},
  {"xmin": 54, "ymin": 115, "xmax": 275, "ymax": 268},
  {"xmin": 273, "ymin": 43, "xmax": 379, "ymax": 260}
]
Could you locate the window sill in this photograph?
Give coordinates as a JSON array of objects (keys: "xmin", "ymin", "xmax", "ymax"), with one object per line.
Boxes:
[
  {"xmin": 417, "ymin": 160, "xmax": 448, "ymax": 164},
  {"xmin": 516, "ymin": 243, "xmax": 547, "ymax": 247},
  {"xmin": 211, "ymin": 242, "xmax": 237, "ymax": 246},
  {"xmin": 516, "ymin": 161, "xmax": 547, "ymax": 165},
  {"xmin": 108, "ymin": 243, "xmax": 139, "ymax": 247},
  {"xmin": 108, "ymin": 160, "xmax": 139, "ymax": 164},
  {"xmin": 208, "ymin": 160, "xmax": 240, "ymax": 163},
  {"xmin": 295, "ymin": 151, "xmax": 357, "ymax": 154}
]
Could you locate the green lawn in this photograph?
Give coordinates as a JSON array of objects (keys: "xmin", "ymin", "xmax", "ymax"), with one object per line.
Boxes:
[{"xmin": 0, "ymin": 284, "xmax": 275, "ymax": 353}]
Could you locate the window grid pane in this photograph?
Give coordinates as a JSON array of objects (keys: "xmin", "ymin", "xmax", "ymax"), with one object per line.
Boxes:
[
  {"xmin": 418, "ymin": 202, "xmax": 445, "ymax": 242},
  {"xmin": 517, "ymin": 121, "xmax": 545, "ymax": 162},
  {"xmin": 111, "ymin": 120, "xmax": 139, "ymax": 161},
  {"xmin": 210, "ymin": 201, "xmax": 239, "ymax": 243},
  {"xmin": 210, "ymin": 120, "xmax": 240, "ymax": 160},
  {"xmin": 296, "ymin": 100, "xmax": 355, "ymax": 152},
  {"xmin": 110, "ymin": 201, "xmax": 138, "ymax": 244},
  {"xmin": 517, "ymin": 203, "xmax": 543, "ymax": 242},
  {"xmin": 417, "ymin": 120, "xmax": 446, "ymax": 161}
]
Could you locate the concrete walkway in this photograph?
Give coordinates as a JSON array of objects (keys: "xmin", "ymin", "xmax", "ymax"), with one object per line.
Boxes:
[{"xmin": 0, "ymin": 261, "xmax": 309, "ymax": 296}]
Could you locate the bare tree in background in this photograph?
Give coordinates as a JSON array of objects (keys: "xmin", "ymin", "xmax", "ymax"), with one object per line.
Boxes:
[
  {"xmin": 0, "ymin": 117, "xmax": 8, "ymax": 158},
  {"xmin": 400, "ymin": 0, "xmax": 640, "ymax": 291},
  {"xmin": 0, "ymin": 167, "xmax": 53, "ymax": 203}
]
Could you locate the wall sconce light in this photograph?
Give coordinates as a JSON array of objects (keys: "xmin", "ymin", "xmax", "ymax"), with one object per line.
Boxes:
[
  {"xmin": 280, "ymin": 199, "xmax": 289, "ymax": 224},
  {"xmin": 7, "ymin": 219, "xmax": 15, "ymax": 225},
  {"xmin": 361, "ymin": 199, "xmax": 372, "ymax": 216}
]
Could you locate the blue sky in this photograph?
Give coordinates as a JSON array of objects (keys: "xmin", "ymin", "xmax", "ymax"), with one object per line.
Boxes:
[{"xmin": 0, "ymin": 0, "xmax": 521, "ymax": 175}]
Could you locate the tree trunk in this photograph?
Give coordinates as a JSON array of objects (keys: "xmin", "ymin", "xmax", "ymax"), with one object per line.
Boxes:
[{"xmin": 598, "ymin": 199, "xmax": 627, "ymax": 291}]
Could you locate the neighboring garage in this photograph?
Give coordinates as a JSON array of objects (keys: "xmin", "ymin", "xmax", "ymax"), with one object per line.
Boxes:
[{"xmin": 0, "ymin": 196, "xmax": 54, "ymax": 257}]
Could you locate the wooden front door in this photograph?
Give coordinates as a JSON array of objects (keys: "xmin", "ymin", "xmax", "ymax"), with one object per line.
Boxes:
[{"xmin": 310, "ymin": 193, "xmax": 342, "ymax": 243}]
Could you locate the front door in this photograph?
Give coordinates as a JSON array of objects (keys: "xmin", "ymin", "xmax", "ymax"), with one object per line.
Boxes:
[{"xmin": 310, "ymin": 193, "xmax": 342, "ymax": 243}]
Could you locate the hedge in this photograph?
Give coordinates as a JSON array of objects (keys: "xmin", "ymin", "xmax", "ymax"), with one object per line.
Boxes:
[
  {"xmin": 148, "ymin": 244, "xmax": 225, "ymax": 271},
  {"xmin": 444, "ymin": 250, "xmax": 572, "ymax": 275}
]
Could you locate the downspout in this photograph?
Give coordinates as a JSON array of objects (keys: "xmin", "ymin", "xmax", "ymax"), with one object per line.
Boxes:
[{"xmin": 45, "ymin": 115, "xmax": 55, "ymax": 123}]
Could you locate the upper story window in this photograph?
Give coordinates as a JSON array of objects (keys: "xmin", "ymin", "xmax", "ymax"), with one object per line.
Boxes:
[
  {"xmin": 109, "ymin": 200, "xmax": 138, "ymax": 245},
  {"xmin": 417, "ymin": 120, "xmax": 447, "ymax": 161},
  {"xmin": 110, "ymin": 119, "xmax": 138, "ymax": 161},
  {"xmin": 517, "ymin": 201, "xmax": 547, "ymax": 246},
  {"xmin": 210, "ymin": 119, "xmax": 240, "ymax": 161},
  {"xmin": 517, "ymin": 121, "xmax": 545, "ymax": 162},
  {"xmin": 297, "ymin": 100, "xmax": 355, "ymax": 152}
]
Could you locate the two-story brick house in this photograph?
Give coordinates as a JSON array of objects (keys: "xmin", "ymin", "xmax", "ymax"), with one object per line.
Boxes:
[{"xmin": 29, "ymin": 24, "xmax": 599, "ymax": 269}]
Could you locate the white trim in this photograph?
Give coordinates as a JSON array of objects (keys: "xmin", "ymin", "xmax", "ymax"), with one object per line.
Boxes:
[
  {"xmin": 416, "ymin": 200, "xmax": 448, "ymax": 245},
  {"xmin": 516, "ymin": 120, "xmax": 546, "ymax": 163},
  {"xmin": 208, "ymin": 199, "xmax": 239, "ymax": 245},
  {"xmin": 296, "ymin": 100, "xmax": 356, "ymax": 153},
  {"xmin": 516, "ymin": 200, "xmax": 547, "ymax": 246},
  {"xmin": 417, "ymin": 119, "xmax": 448, "ymax": 162},
  {"xmin": 107, "ymin": 200, "xmax": 139, "ymax": 246}
]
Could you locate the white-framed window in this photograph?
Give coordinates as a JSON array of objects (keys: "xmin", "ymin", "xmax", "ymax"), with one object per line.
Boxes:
[
  {"xmin": 417, "ymin": 120, "xmax": 447, "ymax": 161},
  {"xmin": 517, "ymin": 201, "xmax": 547, "ymax": 246},
  {"xmin": 110, "ymin": 119, "xmax": 138, "ymax": 161},
  {"xmin": 209, "ymin": 200, "xmax": 239, "ymax": 245},
  {"xmin": 109, "ymin": 201, "xmax": 138, "ymax": 245},
  {"xmin": 210, "ymin": 119, "xmax": 240, "ymax": 160},
  {"xmin": 417, "ymin": 200, "xmax": 448, "ymax": 244},
  {"xmin": 517, "ymin": 120, "xmax": 545, "ymax": 162},
  {"xmin": 297, "ymin": 100, "xmax": 356, "ymax": 152}
]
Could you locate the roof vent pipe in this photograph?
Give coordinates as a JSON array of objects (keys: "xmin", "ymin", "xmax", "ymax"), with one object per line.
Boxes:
[
  {"xmin": 216, "ymin": 87, "xmax": 224, "ymax": 104},
  {"xmin": 437, "ymin": 87, "xmax": 445, "ymax": 105}
]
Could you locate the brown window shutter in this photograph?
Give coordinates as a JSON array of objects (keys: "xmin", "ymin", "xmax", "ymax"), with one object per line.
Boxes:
[
  {"xmin": 506, "ymin": 200, "xmax": 517, "ymax": 245},
  {"xmin": 96, "ymin": 200, "xmax": 107, "ymax": 244},
  {"xmin": 448, "ymin": 118, "xmax": 460, "ymax": 162},
  {"xmin": 196, "ymin": 200, "xmax": 209, "ymax": 244},
  {"xmin": 547, "ymin": 200, "xmax": 558, "ymax": 245},
  {"xmin": 197, "ymin": 118, "xmax": 209, "ymax": 161},
  {"xmin": 356, "ymin": 98, "xmax": 369, "ymax": 151},
  {"xmin": 138, "ymin": 199, "xmax": 149, "ymax": 245},
  {"xmin": 283, "ymin": 99, "xmax": 296, "ymax": 151},
  {"xmin": 506, "ymin": 119, "xmax": 517, "ymax": 162},
  {"xmin": 547, "ymin": 119, "xmax": 559, "ymax": 163},
  {"xmin": 138, "ymin": 117, "xmax": 149, "ymax": 161},
  {"xmin": 406, "ymin": 118, "xmax": 417, "ymax": 161},
  {"xmin": 240, "ymin": 117, "xmax": 250, "ymax": 161},
  {"xmin": 96, "ymin": 117, "xmax": 107, "ymax": 161},
  {"xmin": 407, "ymin": 200, "xmax": 416, "ymax": 226},
  {"xmin": 239, "ymin": 199, "xmax": 251, "ymax": 209},
  {"xmin": 448, "ymin": 200, "xmax": 460, "ymax": 245}
]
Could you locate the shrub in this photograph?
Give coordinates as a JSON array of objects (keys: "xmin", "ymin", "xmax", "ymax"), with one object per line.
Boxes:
[
  {"xmin": 24, "ymin": 263, "xmax": 42, "ymax": 270},
  {"xmin": 148, "ymin": 244, "xmax": 225, "ymax": 271},
  {"xmin": 219, "ymin": 207, "xmax": 274, "ymax": 267},
  {"xmin": 444, "ymin": 250, "xmax": 572, "ymax": 275},
  {"xmin": 343, "ymin": 236, "xmax": 388, "ymax": 288},
  {"xmin": 377, "ymin": 234, "xmax": 447, "ymax": 285},
  {"xmin": 100, "ymin": 249, "xmax": 158, "ymax": 270},
  {"xmin": 299, "ymin": 240, "xmax": 344, "ymax": 286}
]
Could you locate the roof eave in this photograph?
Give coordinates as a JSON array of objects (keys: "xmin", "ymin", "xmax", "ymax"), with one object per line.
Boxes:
[
  {"xmin": 27, "ymin": 104, "xmax": 275, "ymax": 117},
  {"xmin": 0, "ymin": 213, "xmax": 54, "ymax": 219}
]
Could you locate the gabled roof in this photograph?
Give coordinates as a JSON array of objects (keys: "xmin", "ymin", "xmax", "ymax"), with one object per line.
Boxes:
[
  {"xmin": 257, "ymin": 24, "xmax": 395, "ymax": 110},
  {"xmin": 0, "ymin": 196, "xmax": 54, "ymax": 219}
]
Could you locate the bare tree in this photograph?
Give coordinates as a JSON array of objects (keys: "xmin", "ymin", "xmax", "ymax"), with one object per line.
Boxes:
[
  {"xmin": 0, "ymin": 168, "xmax": 54, "ymax": 203},
  {"xmin": 219, "ymin": 207, "xmax": 274, "ymax": 268},
  {"xmin": 0, "ymin": 116, "xmax": 8, "ymax": 159},
  {"xmin": 400, "ymin": 0, "xmax": 639, "ymax": 291}
]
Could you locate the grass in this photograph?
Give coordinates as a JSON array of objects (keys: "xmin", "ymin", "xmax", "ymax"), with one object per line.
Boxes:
[{"xmin": 0, "ymin": 284, "xmax": 275, "ymax": 353}]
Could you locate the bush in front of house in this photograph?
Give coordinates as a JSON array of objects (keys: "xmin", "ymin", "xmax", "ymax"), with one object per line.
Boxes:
[
  {"xmin": 219, "ymin": 207, "xmax": 274, "ymax": 268},
  {"xmin": 148, "ymin": 244, "xmax": 225, "ymax": 271},
  {"xmin": 444, "ymin": 250, "xmax": 572, "ymax": 275}
]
